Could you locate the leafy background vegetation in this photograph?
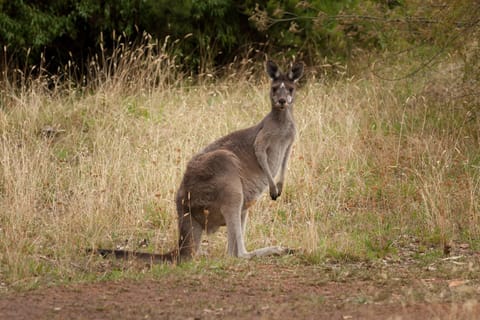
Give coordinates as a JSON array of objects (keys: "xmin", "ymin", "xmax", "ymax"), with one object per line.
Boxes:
[
  {"xmin": 1, "ymin": 0, "xmax": 477, "ymax": 73},
  {"xmin": 0, "ymin": 0, "xmax": 479, "ymax": 291}
]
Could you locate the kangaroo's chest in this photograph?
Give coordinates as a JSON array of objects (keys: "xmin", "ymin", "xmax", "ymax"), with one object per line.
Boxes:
[
  {"xmin": 266, "ymin": 128, "xmax": 295, "ymax": 175},
  {"xmin": 266, "ymin": 142, "xmax": 288, "ymax": 173}
]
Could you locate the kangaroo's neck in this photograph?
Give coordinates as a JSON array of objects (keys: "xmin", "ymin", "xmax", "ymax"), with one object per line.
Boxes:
[{"xmin": 270, "ymin": 105, "xmax": 294, "ymax": 123}]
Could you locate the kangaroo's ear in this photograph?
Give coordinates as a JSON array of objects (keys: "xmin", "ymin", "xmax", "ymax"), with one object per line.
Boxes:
[
  {"xmin": 288, "ymin": 62, "xmax": 304, "ymax": 82},
  {"xmin": 266, "ymin": 60, "xmax": 281, "ymax": 80}
]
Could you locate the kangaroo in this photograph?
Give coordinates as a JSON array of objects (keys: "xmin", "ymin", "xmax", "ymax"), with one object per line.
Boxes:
[{"xmin": 92, "ymin": 60, "xmax": 303, "ymax": 263}]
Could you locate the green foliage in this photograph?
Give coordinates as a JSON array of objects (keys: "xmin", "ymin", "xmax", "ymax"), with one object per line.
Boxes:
[
  {"xmin": 0, "ymin": 0, "xmax": 479, "ymax": 76},
  {"xmin": 0, "ymin": 0, "xmax": 250, "ymax": 73},
  {"xmin": 140, "ymin": 0, "xmax": 247, "ymax": 73},
  {"xmin": 0, "ymin": 1, "xmax": 69, "ymax": 48},
  {"xmin": 248, "ymin": 0, "xmax": 361, "ymax": 61}
]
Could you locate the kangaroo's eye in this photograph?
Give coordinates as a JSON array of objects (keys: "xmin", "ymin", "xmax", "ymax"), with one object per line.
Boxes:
[
  {"xmin": 289, "ymin": 88, "xmax": 294, "ymax": 94},
  {"xmin": 272, "ymin": 87, "xmax": 278, "ymax": 93}
]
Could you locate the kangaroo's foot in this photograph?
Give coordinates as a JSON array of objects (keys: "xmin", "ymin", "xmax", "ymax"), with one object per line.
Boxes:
[{"xmin": 238, "ymin": 246, "xmax": 295, "ymax": 259}]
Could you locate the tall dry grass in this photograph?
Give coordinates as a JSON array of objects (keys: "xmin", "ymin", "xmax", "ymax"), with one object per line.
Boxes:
[{"xmin": 1, "ymin": 42, "xmax": 479, "ymax": 289}]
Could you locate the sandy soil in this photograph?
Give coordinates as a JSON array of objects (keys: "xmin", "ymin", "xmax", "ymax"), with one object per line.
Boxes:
[{"xmin": 1, "ymin": 253, "xmax": 479, "ymax": 320}]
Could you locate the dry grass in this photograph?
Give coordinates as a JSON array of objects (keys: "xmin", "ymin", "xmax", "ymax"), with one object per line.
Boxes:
[{"xmin": 0, "ymin": 45, "xmax": 479, "ymax": 290}]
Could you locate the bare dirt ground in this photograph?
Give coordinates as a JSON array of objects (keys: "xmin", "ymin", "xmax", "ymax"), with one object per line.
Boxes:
[{"xmin": 1, "ymin": 247, "xmax": 479, "ymax": 320}]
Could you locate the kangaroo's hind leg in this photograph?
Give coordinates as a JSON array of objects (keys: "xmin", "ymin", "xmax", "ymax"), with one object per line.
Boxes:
[
  {"xmin": 225, "ymin": 205, "xmax": 292, "ymax": 258},
  {"xmin": 223, "ymin": 196, "xmax": 291, "ymax": 259},
  {"xmin": 217, "ymin": 178, "xmax": 251, "ymax": 258},
  {"xmin": 240, "ymin": 209, "xmax": 290, "ymax": 257},
  {"xmin": 241, "ymin": 209, "xmax": 248, "ymax": 238},
  {"xmin": 222, "ymin": 197, "xmax": 250, "ymax": 258}
]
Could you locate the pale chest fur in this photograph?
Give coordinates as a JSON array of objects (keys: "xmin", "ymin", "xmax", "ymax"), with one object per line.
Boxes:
[
  {"xmin": 245, "ymin": 117, "xmax": 296, "ymax": 199},
  {"xmin": 266, "ymin": 127, "xmax": 295, "ymax": 176}
]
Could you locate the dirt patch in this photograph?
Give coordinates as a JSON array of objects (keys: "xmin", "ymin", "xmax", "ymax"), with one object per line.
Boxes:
[{"xmin": 1, "ymin": 255, "xmax": 480, "ymax": 320}]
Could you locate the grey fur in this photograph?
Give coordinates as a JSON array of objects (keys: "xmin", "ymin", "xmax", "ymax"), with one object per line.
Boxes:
[{"xmin": 176, "ymin": 60, "xmax": 304, "ymax": 260}]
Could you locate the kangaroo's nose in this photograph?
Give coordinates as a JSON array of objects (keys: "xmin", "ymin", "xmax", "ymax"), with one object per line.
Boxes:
[{"xmin": 278, "ymin": 98, "xmax": 286, "ymax": 105}]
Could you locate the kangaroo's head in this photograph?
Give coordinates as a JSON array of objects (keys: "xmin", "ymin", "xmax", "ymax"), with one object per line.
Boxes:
[{"xmin": 266, "ymin": 60, "xmax": 304, "ymax": 111}]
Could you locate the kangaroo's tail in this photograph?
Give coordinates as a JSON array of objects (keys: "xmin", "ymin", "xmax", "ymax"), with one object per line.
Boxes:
[{"xmin": 87, "ymin": 248, "xmax": 179, "ymax": 264}]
